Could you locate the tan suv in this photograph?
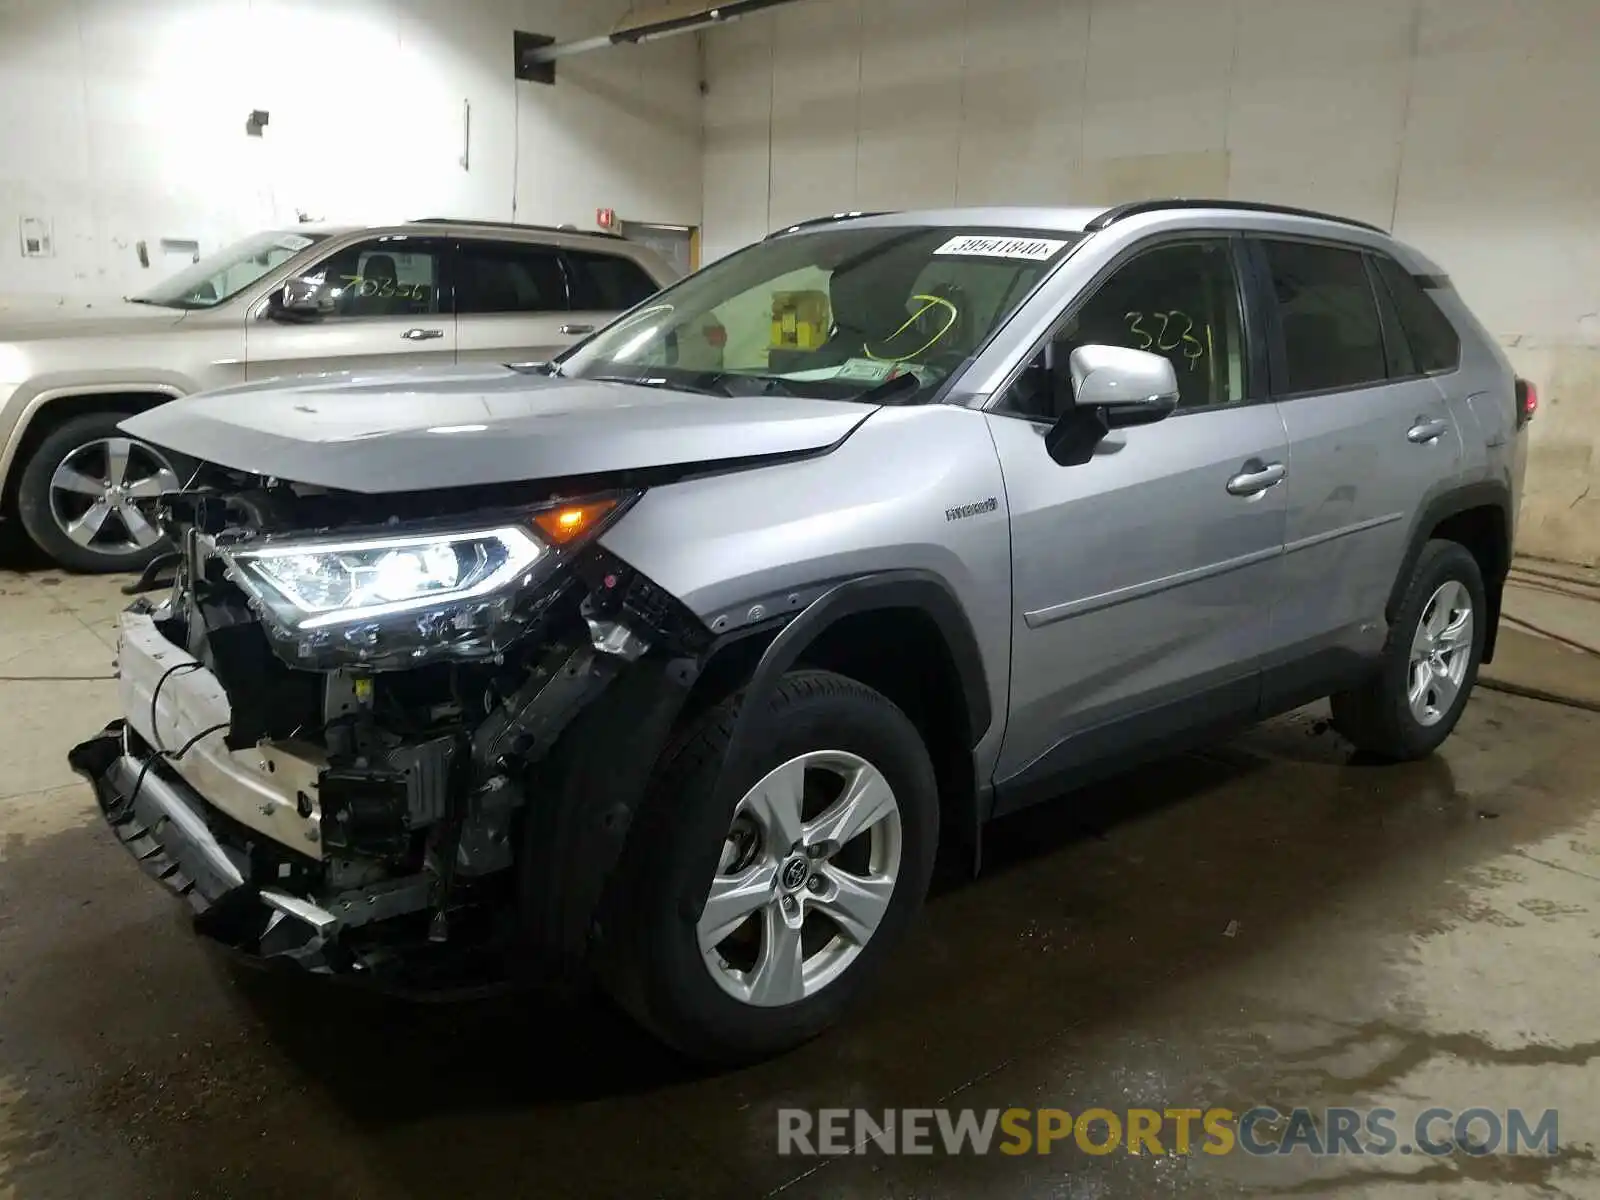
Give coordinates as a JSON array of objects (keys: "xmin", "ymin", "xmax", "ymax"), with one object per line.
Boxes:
[{"xmin": 0, "ymin": 218, "xmax": 676, "ymax": 572}]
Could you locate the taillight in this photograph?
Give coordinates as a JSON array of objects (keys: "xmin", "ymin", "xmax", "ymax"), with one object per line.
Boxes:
[{"xmin": 1515, "ymin": 377, "xmax": 1538, "ymax": 427}]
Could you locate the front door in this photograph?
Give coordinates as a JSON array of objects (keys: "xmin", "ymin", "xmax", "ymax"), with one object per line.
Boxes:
[
  {"xmin": 986, "ymin": 236, "xmax": 1289, "ymax": 810},
  {"xmin": 245, "ymin": 235, "xmax": 456, "ymax": 382},
  {"xmin": 1253, "ymin": 237, "xmax": 1463, "ymax": 704}
]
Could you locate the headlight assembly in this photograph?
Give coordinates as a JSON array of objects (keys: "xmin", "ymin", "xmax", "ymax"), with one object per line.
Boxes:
[
  {"xmin": 221, "ymin": 494, "xmax": 631, "ymax": 670},
  {"xmin": 230, "ymin": 527, "xmax": 544, "ymax": 632}
]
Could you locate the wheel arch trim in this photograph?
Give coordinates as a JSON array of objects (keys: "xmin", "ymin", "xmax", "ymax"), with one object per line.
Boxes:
[
  {"xmin": 0, "ymin": 381, "xmax": 188, "ymax": 489},
  {"xmin": 1389, "ymin": 479, "xmax": 1513, "ymax": 663},
  {"xmin": 711, "ymin": 569, "xmax": 992, "ymax": 814}
]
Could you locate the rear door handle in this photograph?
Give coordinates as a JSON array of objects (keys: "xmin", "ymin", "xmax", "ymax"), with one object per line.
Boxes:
[
  {"xmin": 560, "ymin": 323, "xmax": 595, "ymax": 336},
  {"xmin": 1226, "ymin": 460, "xmax": 1287, "ymax": 497},
  {"xmin": 1407, "ymin": 418, "xmax": 1450, "ymax": 444},
  {"xmin": 403, "ymin": 327, "xmax": 444, "ymax": 341}
]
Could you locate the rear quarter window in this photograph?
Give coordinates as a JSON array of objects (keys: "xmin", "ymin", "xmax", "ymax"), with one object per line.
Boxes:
[
  {"xmin": 565, "ymin": 250, "xmax": 661, "ymax": 310},
  {"xmin": 1371, "ymin": 254, "xmax": 1462, "ymax": 374}
]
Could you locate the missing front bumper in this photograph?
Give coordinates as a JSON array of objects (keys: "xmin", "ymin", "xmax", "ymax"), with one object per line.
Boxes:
[{"xmin": 68, "ymin": 722, "xmax": 438, "ymax": 979}]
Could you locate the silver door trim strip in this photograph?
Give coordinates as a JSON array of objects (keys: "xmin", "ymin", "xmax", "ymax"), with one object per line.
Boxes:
[
  {"xmin": 1283, "ymin": 511, "xmax": 1405, "ymax": 555},
  {"xmin": 1023, "ymin": 544, "xmax": 1283, "ymax": 629}
]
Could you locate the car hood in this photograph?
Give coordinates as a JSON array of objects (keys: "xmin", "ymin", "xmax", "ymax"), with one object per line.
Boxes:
[
  {"xmin": 120, "ymin": 363, "xmax": 879, "ymax": 493},
  {"xmin": 0, "ymin": 301, "xmax": 187, "ymax": 342}
]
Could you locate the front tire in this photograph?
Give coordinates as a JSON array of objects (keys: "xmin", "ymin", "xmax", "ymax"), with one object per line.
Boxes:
[
  {"xmin": 1331, "ymin": 539, "xmax": 1487, "ymax": 761},
  {"xmin": 15, "ymin": 411, "xmax": 190, "ymax": 573},
  {"xmin": 599, "ymin": 670, "xmax": 939, "ymax": 1065}
]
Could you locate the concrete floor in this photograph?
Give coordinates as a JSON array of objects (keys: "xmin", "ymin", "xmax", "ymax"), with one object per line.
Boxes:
[{"xmin": 3, "ymin": 537, "xmax": 1600, "ymax": 1199}]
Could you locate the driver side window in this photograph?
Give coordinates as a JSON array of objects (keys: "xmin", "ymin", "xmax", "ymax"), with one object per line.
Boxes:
[
  {"xmin": 306, "ymin": 238, "xmax": 448, "ymax": 320},
  {"xmin": 1001, "ymin": 239, "xmax": 1246, "ymax": 420}
]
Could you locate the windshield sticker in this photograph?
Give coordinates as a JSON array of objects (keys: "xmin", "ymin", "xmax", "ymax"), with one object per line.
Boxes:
[
  {"xmin": 934, "ymin": 235, "xmax": 1068, "ymax": 261},
  {"xmin": 274, "ymin": 234, "xmax": 315, "ymax": 252},
  {"xmin": 835, "ymin": 357, "xmax": 896, "ymax": 383}
]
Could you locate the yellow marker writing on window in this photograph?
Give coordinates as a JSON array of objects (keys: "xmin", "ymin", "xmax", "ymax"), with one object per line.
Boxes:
[{"xmin": 863, "ymin": 294, "xmax": 960, "ymax": 363}]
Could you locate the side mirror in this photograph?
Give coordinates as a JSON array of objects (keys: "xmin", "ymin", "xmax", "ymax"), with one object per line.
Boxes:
[
  {"xmin": 1043, "ymin": 344, "xmax": 1180, "ymax": 466},
  {"xmin": 269, "ymin": 276, "xmax": 327, "ymax": 321},
  {"xmin": 1068, "ymin": 344, "xmax": 1180, "ymax": 427}
]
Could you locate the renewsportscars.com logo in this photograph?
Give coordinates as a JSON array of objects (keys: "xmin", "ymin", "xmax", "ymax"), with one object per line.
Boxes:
[{"xmin": 777, "ymin": 1106, "xmax": 1561, "ymax": 1158}]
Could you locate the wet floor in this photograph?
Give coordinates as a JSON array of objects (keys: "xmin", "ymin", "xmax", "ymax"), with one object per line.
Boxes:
[{"xmin": 3, "ymin": 547, "xmax": 1600, "ymax": 1198}]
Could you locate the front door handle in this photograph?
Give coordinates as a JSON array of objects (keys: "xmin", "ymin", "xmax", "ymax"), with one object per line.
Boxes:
[
  {"xmin": 1226, "ymin": 460, "xmax": 1287, "ymax": 497},
  {"xmin": 560, "ymin": 323, "xmax": 595, "ymax": 336},
  {"xmin": 1408, "ymin": 417, "xmax": 1450, "ymax": 444},
  {"xmin": 402, "ymin": 327, "xmax": 445, "ymax": 341}
]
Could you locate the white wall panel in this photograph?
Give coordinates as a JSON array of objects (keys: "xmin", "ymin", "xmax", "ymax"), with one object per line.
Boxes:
[
  {"xmin": 767, "ymin": 0, "xmax": 863, "ymax": 230},
  {"xmin": 954, "ymin": 0, "xmax": 1084, "ymax": 206},
  {"xmin": 853, "ymin": 0, "xmax": 967, "ymax": 211},
  {"xmin": 703, "ymin": 16, "xmax": 776, "ymax": 261}
]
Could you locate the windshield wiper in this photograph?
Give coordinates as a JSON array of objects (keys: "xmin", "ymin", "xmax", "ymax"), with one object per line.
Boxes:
[
  {"xmin": 852, "ymin": 371, "xmax": 922, "ymax": 405},
  {"xmin": 587, "ymin": 372, "xmax": 792, "ymax": 399}
]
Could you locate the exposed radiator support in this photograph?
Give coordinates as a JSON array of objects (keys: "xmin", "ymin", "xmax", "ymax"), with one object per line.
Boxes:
[{"xmin": 515, "ymin": 0, "xmax": 807, "ymax": 83}]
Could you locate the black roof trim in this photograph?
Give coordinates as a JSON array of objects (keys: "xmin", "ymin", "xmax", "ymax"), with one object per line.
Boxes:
[
  {"xmin": 1413, "ymin": 273, "xmax": 1452, "ymax": 289},
  {"xmin": 1084, "ymin": 198, "xmax": 1390, "ymax": 236},
  {"xmin": 764, "ymin": 211, "xmax": 895, "ymax": 240},
  {"xmin": 410, "ymin": 217, "xmax": 623, "ymax": 239}
]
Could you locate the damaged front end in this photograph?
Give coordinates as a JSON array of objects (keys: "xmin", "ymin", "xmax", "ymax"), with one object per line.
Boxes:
[{"xmin": 69, "ymin": 473, "xmax": 711, "ymax": 993}]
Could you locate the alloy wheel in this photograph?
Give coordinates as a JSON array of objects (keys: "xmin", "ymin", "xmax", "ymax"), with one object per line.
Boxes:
[
  {"xmin": 1407, "ymin": 579, "xmax": 1474, "ymax": 727},
  {"xmin": 698, "ymin": 750, "xmax": 902, "ymax": 1008},
  {"xmin": 47, "ymin": 437, "xmax": 179, "ymax": 555}
]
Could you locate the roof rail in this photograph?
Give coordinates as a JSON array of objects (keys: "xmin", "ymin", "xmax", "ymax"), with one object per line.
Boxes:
[
  {"xmin": 409, "ymin": 217, "xmax": 623, "ymax": 238},
  {"xmin": 1083, "ymin": 199, "xmax": 1389, "ymax": 236},
  {"xmin": 765, "ymin": 211, "xmax": 894, "ymax": 240}
]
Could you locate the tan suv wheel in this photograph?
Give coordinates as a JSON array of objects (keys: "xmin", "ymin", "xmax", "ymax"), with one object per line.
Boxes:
[{"xmin": 16, "ymin": 412, "xmax": 191, "ymax": 574}]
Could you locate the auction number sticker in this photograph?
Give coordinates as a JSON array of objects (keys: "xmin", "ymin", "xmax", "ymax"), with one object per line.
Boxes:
[{"xmin": 934, "ymin": 235, "xmax": 1068, "ymax": 261}]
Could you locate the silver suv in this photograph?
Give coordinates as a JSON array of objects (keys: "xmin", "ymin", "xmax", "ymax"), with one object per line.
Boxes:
[
  {"xmin": 69, "ymin": 201, "xmax": 1529, "ymax": 1063},
  {"xmin": 0, "ymin": 219, "xmax": 674, "ymax": 572}
]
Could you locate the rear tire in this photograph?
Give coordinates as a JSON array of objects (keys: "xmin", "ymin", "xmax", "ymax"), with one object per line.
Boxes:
[
  {"xmin": 1331, "ymin": 539, "xmax": 1486, "ymax": 761},
  {"xmin": 15, "ymin": 411, "xmax": 192, "ymax": 574},
  {"xmin": 598, "ymin": 669, "xmax": 939, "ymax": 1065}
]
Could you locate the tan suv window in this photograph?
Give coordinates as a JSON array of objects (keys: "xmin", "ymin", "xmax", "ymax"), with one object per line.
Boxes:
[
  {"xmin": 314, "ymin": 238, "xmax": 448, "ymax": 318},
  {"xmin": 456, "ymin": 242, "xmax": 569, "ymax": 314}
]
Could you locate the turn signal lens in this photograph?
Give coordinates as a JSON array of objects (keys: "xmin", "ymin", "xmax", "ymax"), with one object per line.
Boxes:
[{"xmin": 532, "ymin": 498, "xmax": 619, "ymax": 545}]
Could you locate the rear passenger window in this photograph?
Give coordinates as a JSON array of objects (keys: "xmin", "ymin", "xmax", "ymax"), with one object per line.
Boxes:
[
  {"xmin": 565, "ymin": 251, "xmax": 660, "ymax": 311},
  {"xmin": 1372, "ymin": 255, "xmax": 1462, "ymax": 374},
  {"xmin": 1262, "ymin": 240, "xmax": 1386, "ymax": 395},
  {"xmin": 455, "ymin": 242, "xmax": 568, "ymax": 315}
]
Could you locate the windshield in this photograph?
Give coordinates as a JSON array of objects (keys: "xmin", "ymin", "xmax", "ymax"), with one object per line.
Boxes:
[
  {"xmin": 554, "ymin": 225, "xmax": 1080, "ymax": 402},
  {"xmin": 130, "ymin": 230, "xmax": 330, "ymax": 310}
]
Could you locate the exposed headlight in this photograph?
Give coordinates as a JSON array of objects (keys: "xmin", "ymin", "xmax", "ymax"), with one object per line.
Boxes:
[
  {"xmin": 230, "ymin": 527, "xmax": 544, "ymax": 631},
  {"xmin": 221, "ymin": 495, "xmax": 630, "ymax": 669}
]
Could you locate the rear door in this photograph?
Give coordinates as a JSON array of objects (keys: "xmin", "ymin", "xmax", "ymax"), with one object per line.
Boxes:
[
  {"xmin": 1253, "ymin": 236, "xmax": 1461, "ymax": 706},
  {"xmin": 562, "ymin": 247, "xmax": 667, "ymax": 340},
  {"xmin": 245, "ymin": 235, "xmax": 455, "ymax": 381},
  {"xmin": 453, "ymin": 238, "xmax": 577, "ymax": 364},
  {"xmin": 1371, "ymin": 253, "xmax": 1483, "ymax": 471}
]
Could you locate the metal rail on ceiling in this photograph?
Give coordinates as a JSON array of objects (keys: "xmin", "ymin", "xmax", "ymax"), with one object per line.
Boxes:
[{"xmin": 516, "ymin": 0, "xmax": 808, "ymax": 81}]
